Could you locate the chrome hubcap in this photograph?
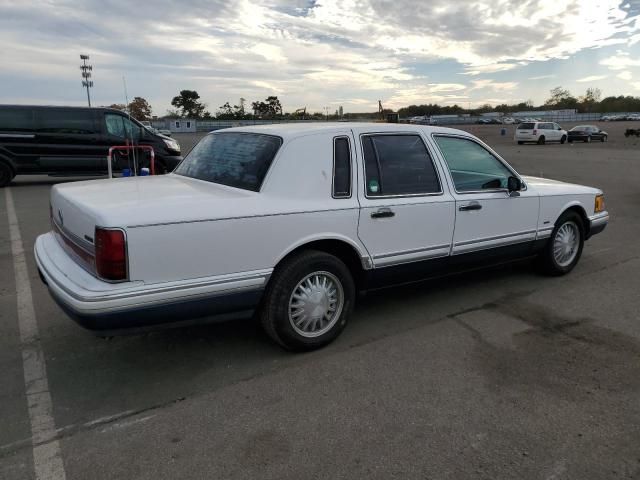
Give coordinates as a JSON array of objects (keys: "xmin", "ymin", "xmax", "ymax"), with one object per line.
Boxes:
[
  {"xmin": 553, "ymin": 221, "xmax": 579, "ymax": 267},
  {"xmin": 288, "ymin": 271, "xmax": 344, "ymax": 338}
]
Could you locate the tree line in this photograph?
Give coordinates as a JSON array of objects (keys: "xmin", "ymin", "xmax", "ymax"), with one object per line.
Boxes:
[{"xmin": 110, "ymin": 86, "xmax": 640, "ymax": 122}]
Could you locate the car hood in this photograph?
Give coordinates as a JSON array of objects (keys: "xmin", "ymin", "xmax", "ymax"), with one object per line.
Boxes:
[{"xmin": 522, "ymin": 175, "xmax": 600, "ymax": 196}]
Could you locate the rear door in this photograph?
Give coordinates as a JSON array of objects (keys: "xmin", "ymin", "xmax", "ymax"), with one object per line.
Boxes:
[
  {"xmin": 35, "ymin": 108, "xmax": 104, "ymax": 172},
  {"xmin": 353, "ymin": 128, "xmax": 455, "ymax": 271},
  {"xmin": 0, "ymin": 106, "xmax": 38, "ymax": 172}
]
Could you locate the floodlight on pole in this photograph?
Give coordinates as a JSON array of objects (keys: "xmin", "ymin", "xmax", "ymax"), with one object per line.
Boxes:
[{"xmin": 79, "ymin": 54, "xmax": 93, "ymax": 107}]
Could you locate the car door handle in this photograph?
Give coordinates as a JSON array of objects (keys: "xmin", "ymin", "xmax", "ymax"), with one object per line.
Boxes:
[
  {"xmin": 459, "ymin": 203, "xmax": 482, "ymax": 211},
  {"xmin": 371, "ymin": 208, "xmax": 395, "ymax": 219}
]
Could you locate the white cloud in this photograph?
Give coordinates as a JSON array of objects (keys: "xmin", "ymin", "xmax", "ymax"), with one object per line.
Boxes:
[
  {"xmin": 617, "ymin": 71, "xmax": 633, "ymax": 80},
  {"xmin": 576, "ymin": 75, "xmax": 608, "ymax": 82},
  {"xmin": 633, "ymin": 82, "xmax": 640, "ymax": 90},
  {"xmin": 528, "ymin": 74, "xmax": 556, "ymax": 80},
  {"xmin": 600, "ymin": 54, "xmax": 640, "ymax": 70}
]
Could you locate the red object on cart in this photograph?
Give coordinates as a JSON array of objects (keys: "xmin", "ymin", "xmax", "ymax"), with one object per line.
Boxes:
[{"xmin": 107, "ymin": 145, "xmax": 155, "ymax": 178}]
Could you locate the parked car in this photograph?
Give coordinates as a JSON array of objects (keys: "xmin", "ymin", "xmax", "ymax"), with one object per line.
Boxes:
[
  {"xmin": 514, "ymin": 121, "xmax": 567, "ymax": 145},
  {"xmin": 502, "ymin": 117, "xmax": 516, "ymax": 124},
  {"xmin": 568, "ymin": 125, "xmax": 608, "ymax": 143},
  {"xmin": 0, "ymin": 105, "xmax": 183, "ymax": 186},
  {"xmin": 626, "ymin": 113, "xmax": 640, "ymax": 121},
  {"xmin": 35, "ymin": 123, "xmax": 608, "ymax": 350}
]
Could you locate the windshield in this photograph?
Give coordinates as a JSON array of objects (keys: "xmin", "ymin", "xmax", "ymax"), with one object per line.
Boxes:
[
  {"xmin": 571, "ymin": 126, "xmax": 590, "ymax": 131},
  {"xmin": 174, "ymin": 132, "xmax": 282, "ymax": 191}
]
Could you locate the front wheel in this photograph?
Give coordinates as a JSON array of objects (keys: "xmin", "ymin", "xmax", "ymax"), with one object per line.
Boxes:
[
  {"xmin": 537, "ymin": 136, "xmax": 546, "ymax": 145},
  {"xmin": 560, "ymin": 135, "xmax": 567, "ymax": 144},
  {"xmin": 260, "ymin": 250, "xmax": 355, "ymax": 351},
  {"xmin": 586, "ymin": 136, "xmax": 591, "ymax": 143},
  {"xmin": 538, "ymin": 211, "xmax": 584, "ymax": 276},
  {"xmin": 601, "ymin": 135, "xmax": 607, "ymax": 142},
  {"xmin": 0, "ymin": 162, "xmax": 15, "ymax": 187},
  {"xmin": 517, "ymin": 141, "xmax": 524, "ymax": 145}
]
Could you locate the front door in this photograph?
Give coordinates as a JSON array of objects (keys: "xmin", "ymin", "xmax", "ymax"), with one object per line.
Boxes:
[
  {"xmin": 429, "ymin": 134, "xmax": 539, "ymax": 257},
  {"xmin": 353, "ymin": 129, "xmax": 455, "ymax": 271}
]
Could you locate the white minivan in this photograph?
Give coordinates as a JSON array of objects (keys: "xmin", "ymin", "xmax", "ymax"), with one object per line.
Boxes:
[{"xmin": 515, "ymin": 121, "xmax": 567, "ymax": 145}]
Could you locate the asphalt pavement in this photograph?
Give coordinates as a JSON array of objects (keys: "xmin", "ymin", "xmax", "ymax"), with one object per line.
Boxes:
[{"xmin": 1, "ymin": 123, "xmax": 639, "ymax": 479}]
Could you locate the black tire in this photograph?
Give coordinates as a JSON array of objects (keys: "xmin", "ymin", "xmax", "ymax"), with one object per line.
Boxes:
[
  {"xmin": 601, "ymin": 135, "xmax": 607, "ymax": 143},
  {"xmin": 260, "ymin": 250, "xmax": 355, "ymax": 351},
  {"xmin": 538, "ymin": 211, "xmax": 585, "ymax": 276},
  {"xmin": 0, "ymin": 162, "xmax": 15, "ymax": 187},
  {"xmin": 517, "ymin": 141, "xmax": 524, "ymax": 145},
  {"xmin": 586, "ymin": 136, "xmax": 591, "ymax": 143},
  {"xmin": 560, "ymin": 135, "xmax": 567, "ymax": 144},
  {"xmin": 537, "ymin": 136, "xmax": 545, "ymax": 145}
]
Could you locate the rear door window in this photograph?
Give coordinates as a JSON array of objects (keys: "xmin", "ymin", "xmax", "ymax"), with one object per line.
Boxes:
[
  {"xmin": 518, "ymin": 123, "xmax": 535, "ymax": 129},
  {"xmin": 36, "ymin": 109, "xmax": 98, "ymax": 134},
  {"xmin": 175, "ymin": 132, "xmax": 282, "ymax": 191},
  {"xmin": 362, "ymin": 134, "xmax": 440, "ymax": 196},
  {"xmin": 0, "ymin": 108, "xmax": 34, "ymax": 132}
]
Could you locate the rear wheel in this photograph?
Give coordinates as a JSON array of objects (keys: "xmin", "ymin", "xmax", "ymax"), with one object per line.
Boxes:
[
  {"xmin": 538, "ymin": 211, "xmax": 584, "ymax": 276},
  {"xmin": 537, "ymin": 136, "xmax": 546, "ymax": 145},
  {"xmin": 586, "ymin": 136, "xmax": 591, "ymax": 143},
  {"xmin": 0, "ymin": 162, "xmax": 15, "ymax": 187},
  {"xmin": 517, "ymin": 141, "xmax": 524, "ymax": 145},
  {"xmin": 560, "ymin": 135, "xmax": 567, "ymax": 144},
  {"xmin": 601, "ymin": 135, "xmax": 607, "ymax": 142},
  {"xmin": 260, "ymin": 250, "xmax": 355, "ymax": 351}
]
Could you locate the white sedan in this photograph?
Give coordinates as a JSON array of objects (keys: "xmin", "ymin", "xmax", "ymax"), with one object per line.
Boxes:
[{"xmin": 35, "ymin": 123, "xmax": 608, "ymax": 350}]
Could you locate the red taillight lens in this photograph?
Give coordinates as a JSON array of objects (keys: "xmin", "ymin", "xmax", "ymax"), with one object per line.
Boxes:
[{"xmin": 95, "ymin": 228, "xmax": 127, "ymax": 281}]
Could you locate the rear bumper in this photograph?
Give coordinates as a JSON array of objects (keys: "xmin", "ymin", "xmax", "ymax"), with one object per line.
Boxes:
[
  {"xmin": 34, "ymin": 233, "xmax": 267, "ymax": 333},
  {"xmin": 587, "ymin": 211, "xmax": 609, "ymax": 239}
]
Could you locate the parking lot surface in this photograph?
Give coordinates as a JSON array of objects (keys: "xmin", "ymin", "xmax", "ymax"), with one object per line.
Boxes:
[{"xmin": 1, "ymin": 122, "xmax": 639, "ymax": 479}]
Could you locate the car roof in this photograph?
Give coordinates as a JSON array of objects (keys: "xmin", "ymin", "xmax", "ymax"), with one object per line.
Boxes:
[{"xmin": 208, "ymin": 122, "xmax": 472, "ymax": 141}]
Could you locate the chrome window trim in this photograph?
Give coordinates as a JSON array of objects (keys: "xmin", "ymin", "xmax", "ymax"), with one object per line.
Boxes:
[
  {"xmin": 431, "ymin": 133, "xmax": 527, "ymax": 195},
  {"xmin": 359, "ymin": 132, "xmax": 444, "ymax": 199},
  {"xmin": 331, "ymin": 135, "xmax": 353, "ymax": 199},
  {"xmin": 0, "ymin": 133, "xmax": 35, "ymax": 138}
]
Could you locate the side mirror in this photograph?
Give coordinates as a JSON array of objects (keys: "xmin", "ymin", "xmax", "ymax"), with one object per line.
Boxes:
[{"xmin": 508, "ymin": 176, "xmax": 522, "ymax": 193}]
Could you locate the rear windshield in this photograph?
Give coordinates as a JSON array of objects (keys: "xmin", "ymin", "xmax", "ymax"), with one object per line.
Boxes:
[
  {"xmin": 518, "ymin": 123, "xmax": 535, "ymax": 129},
  {"xmin": 175, "ymin": 132, "xmax": 282, "ymax": 191}
]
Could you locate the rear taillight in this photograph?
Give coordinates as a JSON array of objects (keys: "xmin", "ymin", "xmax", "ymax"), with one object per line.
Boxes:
[{"xmin": 95, "ymin": 228, "xmax": 127, "ymax": 281}]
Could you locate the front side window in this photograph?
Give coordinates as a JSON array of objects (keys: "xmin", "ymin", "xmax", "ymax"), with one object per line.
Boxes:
[
  {"xmin": 434, "ymin": 136, "xmax": 514, "ymax": 192},
  {"xmin": 105, "ymin": 114, "xmax": 126, "ymax": 137},
  {"xmin": 362, "ymin": 134, "xmax": 440, "ymax": 196},
  {"xmin": 175, "ymin": 132, "xmax": 282, "ymax": 191}
]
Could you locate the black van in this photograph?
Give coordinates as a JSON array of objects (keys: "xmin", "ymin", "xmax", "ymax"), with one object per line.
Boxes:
[{"xmin": 0, "ymin": 105, "xmax": 183, "ymax": 186}]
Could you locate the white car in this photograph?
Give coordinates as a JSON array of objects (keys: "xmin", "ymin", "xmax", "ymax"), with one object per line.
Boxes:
[
  {"xmin": 35, "ymin": 124, "xmax": 608, "ymax": 350},
  {"xmin": 515, "ymin": 121, "xmax": 567, "ymax": 145},
  {"xmin": 502, "ymin": 117, "xmax": 516, "ymax": 124}
]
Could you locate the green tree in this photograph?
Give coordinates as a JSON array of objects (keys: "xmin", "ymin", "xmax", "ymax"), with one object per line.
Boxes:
[
  {"xmin": 579, "ymin": 87, "xmax": 602, "ymax": 112},
  {"xmin": 251, "ymin": 96, "xmax": 283, "ymax": 118},
  {"xmin": 544, "ymin": 87, "xmax": 578, "ymax": 109},
  {"xmin": 127, "ymin": 97, "xmax": 152, "ymax": 121},
  {"xmin": 171, "ymin": 90, "xmax": 208, "ymax": 118}
]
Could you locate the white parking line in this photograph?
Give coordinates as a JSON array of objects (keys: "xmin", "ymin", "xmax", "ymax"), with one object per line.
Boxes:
[{"xmin": 5, "ymin": 188, "xmax": 67, "ymax": 480}]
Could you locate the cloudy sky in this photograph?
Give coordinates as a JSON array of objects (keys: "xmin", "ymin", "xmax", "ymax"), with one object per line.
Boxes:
[{"xmin": 1, "ymin": 0, "xmax": 639, "ymax": 115}]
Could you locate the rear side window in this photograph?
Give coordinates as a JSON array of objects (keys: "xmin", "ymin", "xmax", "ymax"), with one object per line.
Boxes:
[
  {"xmin": 36, "ymin": 108, "xmax": 98, "ymax": 134},
  {"xmin": 333, "ymin": 136, "xmax": 351, "ymax": 198},
  {"xmin": 362, "ymin": 134, "xmax": 440, "ymax": 196},
  {"xmin": 0, "ymin": 108, "xmax": 34, "ymax": 132},
  {"xmin": 518, "ymin": 123, "xmax": 535, "ymax": 129},
  {"xmin": 175, "ymin": 132, "xmax": 282, "ymax": 192}
]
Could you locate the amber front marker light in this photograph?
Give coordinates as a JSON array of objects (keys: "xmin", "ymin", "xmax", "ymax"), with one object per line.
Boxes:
[{"xmin": 595, "ymin": 194, "xmax": 605, "ymax": 213}]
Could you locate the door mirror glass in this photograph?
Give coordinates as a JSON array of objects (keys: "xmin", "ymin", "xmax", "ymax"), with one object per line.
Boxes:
[{"xmin": 507, "ymin": 176, "xmax": 522, "ymax": 192}]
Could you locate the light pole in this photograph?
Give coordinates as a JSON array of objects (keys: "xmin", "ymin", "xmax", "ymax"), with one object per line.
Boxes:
[
  {"xmin": 324, "ymin": 106, "xmax": 329, "ymax": 121},
  {"xmin": 80, "ymin": 54, "xmax": 93, "ymax": 107}
]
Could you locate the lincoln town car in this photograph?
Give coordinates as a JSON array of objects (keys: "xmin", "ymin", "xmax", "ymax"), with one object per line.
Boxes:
[{"xmin": 34, "ymin": 123, "xmax": 609, "ymax": 350}]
